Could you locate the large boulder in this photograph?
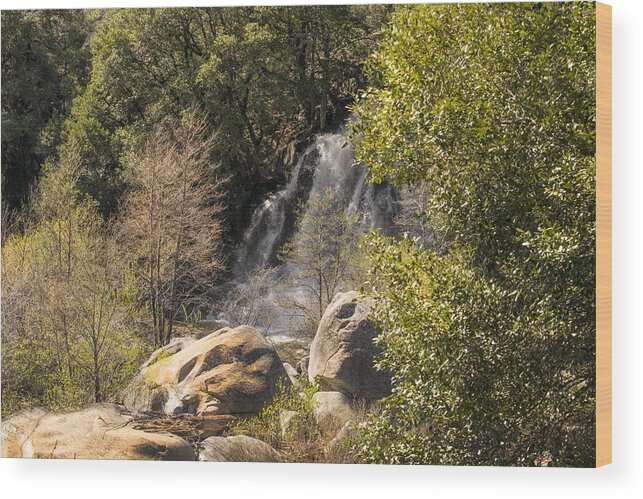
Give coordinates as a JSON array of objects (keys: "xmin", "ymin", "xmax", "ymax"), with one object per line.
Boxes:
[
  {"xmin": 198, "ymin": 435, "xmax": 281, "ymax": 462},
  {"xmin": 123, "ymin": 326, "xmax": 290, "ymax": 421},
  {"xmin": 308, "ymin": 291, "xmax": 391, "ymax": 400},
  {"xmin": 141, "ymin": 336, "xmax": 195, "ymax": 369},
  {"xmin": 1, "ymin": 404, "xmax": 195, "ymax": 460}
]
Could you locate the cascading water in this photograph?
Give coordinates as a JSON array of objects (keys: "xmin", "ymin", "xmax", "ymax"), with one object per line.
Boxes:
[
  {"xmin": 232, "ymin": 153, "xmax": 307, "ymax": 279},
  {"xmin": 220, "ymin": 124, "xmax": 398, "ymax": 341}
]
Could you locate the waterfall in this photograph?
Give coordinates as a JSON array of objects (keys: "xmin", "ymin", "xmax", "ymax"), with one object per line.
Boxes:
[
  {"xmin": 232, "ymin": 145, "xmax": 310, "ymax": 279},
  {"xmin": 304, "ymin": 130, "xmax": 398, "ymax": 235},
  {"xmin": 222, "ymin": 124, "xmax": 398, "ymax": 340},
  {"xmin": 307, "ymin": 132, "xmax": 361, "ymax": 204}
]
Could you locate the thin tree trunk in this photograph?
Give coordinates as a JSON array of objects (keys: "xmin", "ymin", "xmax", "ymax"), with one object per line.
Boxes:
[
  {"xmin": 92, "ymin": 322, "xmax": 101, "ymax": 402},
  {"xmin": 166, "ymin": 165, "xmax": 189, "ymax": 345}
]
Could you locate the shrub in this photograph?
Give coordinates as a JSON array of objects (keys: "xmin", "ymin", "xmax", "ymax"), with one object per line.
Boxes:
[
  {"xmin": 351, "ymin": 2, "xmax": 596, "ymax": 466},
  {"xmin": 229, "ymin": 379, "xmax": 369, "ymax": 463}
]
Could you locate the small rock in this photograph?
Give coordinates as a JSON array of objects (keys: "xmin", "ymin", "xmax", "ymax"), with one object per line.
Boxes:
[
  {"xmin": 325, "ymin": 420, "xmax": 358, "ymax": 458},
  {"xmin": 312, "ymin": 391, "xmax": 354, "ymax": 431},
  {"xmin": 297, "ymin": 356, "xmax": 310, "ymax": 377},
  {"xmin": 279, "ymin": 409, "xmax": 299, "ymax": 438},
  {"xmin": 283, "ymin": 362, "xmax": 302, "ymax": 390},
  {"xmin": 198, "ymin": 435, "xmax": 281, "ymax": 462}
]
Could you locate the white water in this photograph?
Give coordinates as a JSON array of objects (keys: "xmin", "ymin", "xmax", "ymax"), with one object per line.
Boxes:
[
  {"xmin": 232, "ymin": 149, "xmax": 308, "ymax": 279},
  {"xmin": 222, "ymin": 125, "xmax": 398, "ymax": 341}
]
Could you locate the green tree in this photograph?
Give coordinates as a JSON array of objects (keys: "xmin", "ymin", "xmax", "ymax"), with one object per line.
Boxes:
[
  {"xmin": 280, "ymin": 187, "xmax": 361, "ymax": 335},
  {"xmin": 1, "ymin": 151, "xmax": 147, "ymax": 415},
  {"xmin": 59, "ymin": 6, "xmax": 387, "ymax": 233},
  {"xmin": 1, "ymin": 10, "xmax": 91, "ymax": 210},
  {"xmin": 351, "ymin": 2, "xmax": 596, "ymax": 466}
]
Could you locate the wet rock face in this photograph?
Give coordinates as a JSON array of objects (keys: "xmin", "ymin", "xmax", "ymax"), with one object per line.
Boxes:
[
  {"xmin": 123, "ymin": 326, "xmax": 290, "ymax": 419},
  {"xmin": 308, "ymin": 291, "xmax": 391, "ymax": 401},
  {"xmin": 1, "ymin": 404, "xmax": 195, "ymax": 460}
]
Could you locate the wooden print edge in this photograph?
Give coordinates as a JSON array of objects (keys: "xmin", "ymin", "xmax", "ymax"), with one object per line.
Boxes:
[{"xmin": 596, "ymin": 1, "xmax": 612, "ymax": 468}]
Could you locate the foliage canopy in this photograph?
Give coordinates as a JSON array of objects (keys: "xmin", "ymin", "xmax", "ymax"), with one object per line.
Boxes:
[{"xmin": 351, "ymin": 2, "xmax": 596, "ymax": 466}]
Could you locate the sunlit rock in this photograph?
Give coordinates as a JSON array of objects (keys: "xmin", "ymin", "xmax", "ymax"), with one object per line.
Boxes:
[
  {"xmin": 308, "ymin": 291, "xmax": 391, "ymax": 400},
  {"xmin": 1, "ymin": 404, "xmax": 195, "ymax": 460},
  {"xmin": 123, "ymin": 326, "xmax": 290, "ymax": 421}
]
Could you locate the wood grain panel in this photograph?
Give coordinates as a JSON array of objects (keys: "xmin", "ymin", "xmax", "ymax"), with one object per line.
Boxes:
[{"xmin": 596, "ymin": 1, "xmax": 612, "ymax": 468}]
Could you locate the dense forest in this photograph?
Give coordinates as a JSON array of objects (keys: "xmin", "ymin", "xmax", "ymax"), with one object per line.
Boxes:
[{"xmin": 1, "ymin": 3, "xmax": 596, "ymax": 467}]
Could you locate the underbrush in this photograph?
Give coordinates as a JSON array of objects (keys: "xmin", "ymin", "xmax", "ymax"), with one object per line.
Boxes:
[{"xmin": 228, "ymin": 379, "xmax": 377, "ymax": 463}]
